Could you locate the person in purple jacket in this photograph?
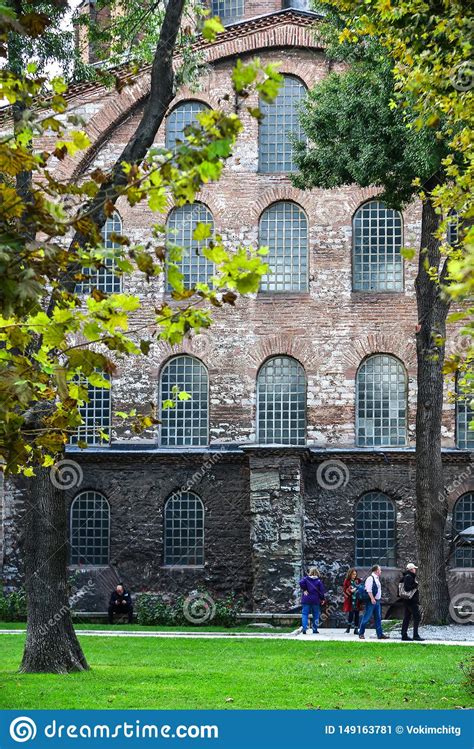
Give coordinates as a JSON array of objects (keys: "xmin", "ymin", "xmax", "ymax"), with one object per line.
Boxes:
[{"xmin": 299, "ymin": 567, "xmax": 326, "ymax": 634}]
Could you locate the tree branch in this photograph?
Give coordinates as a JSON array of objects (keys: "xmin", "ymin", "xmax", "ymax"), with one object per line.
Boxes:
[{"xmin": 47, "ymin": 0, "xmax": 186, "ymax": 308}]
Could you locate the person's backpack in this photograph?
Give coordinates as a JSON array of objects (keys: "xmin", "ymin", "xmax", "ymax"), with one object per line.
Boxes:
[{"xmin": 356, "ymin": 575, "xmax": 377, "ymax": 603}]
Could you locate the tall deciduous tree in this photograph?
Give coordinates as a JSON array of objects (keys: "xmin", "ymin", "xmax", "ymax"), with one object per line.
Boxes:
[
  {"xmin": 318, "ymin": 0, "xmax": 473, "ymax": 402},
  {"xmin": 293, "ymin": 27, "xmax": 454, "ymax": 622},
  {"xmin": 1, "ymin": 1, "xmax": 280, "ymax": 672}
]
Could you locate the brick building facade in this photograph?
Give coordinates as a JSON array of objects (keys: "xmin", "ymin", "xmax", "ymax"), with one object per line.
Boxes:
[{"xmin": 1, "ymin": 3, "xmax": 473, "ymax": 614}]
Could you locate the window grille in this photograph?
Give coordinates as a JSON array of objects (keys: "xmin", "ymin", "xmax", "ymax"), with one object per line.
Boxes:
[
  {"xmin": 355, "ymin": 492, "xmax": 396, "ymax": 566},
  {"xmin": 456, "ymin": 378, "xmax": 474, "ymax": 449},
  {"xmin": 70, "ymin": 491, "xmax": 110, "ymax": 566},
  {"xmin": 160, "ymin": 355, "xmax": 208, "ymax": 446},
  {"xmin": 77, "ymin": 213, "xmax": 122, "ymax": 294},
  {"xmin": 257, "ymin": 356, "xmax": 306, "ymax": 444},
  {"xmin": 259, "ymin": 201, "xmax": 308, "ymax": 292},
  {"xmin": 210, "ymin": 0, "xmax": 244, "ymax": 24},
  {"xmin": 166, "ymin": 203, "xmax": 214, "ymax": 289},
  {"xmin": 356, "ymin": 355, "xmax": 407, "ymax": 446},
  {"xmin": 164, "ymin": 491, "xmax": 205, "ymax": 566},
  {"xmin": 70, "ymin": 374, "xmax": 111, "ymax": 447},
  {"xmin": 353, "ymin": 201, "xmax": 403, "ymax": 291},
  {"xmin": 166, "ymin": 100, "xmax": 209, "ymax": 151},
  {"xmin": 453, "ymin": 493, "xmax": 474, "ymax": 567},
  {"xmin": 259, "ymin": 75, "xmax": 307, "ymax": 173}
]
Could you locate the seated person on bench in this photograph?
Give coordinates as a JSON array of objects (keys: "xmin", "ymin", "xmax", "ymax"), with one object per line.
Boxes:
[{"xmin": 108, "ymin": 583, "xmax": 133, "ymax": 624}]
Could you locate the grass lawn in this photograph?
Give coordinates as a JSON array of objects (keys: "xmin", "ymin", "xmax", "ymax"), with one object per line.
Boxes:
[
  {"xmin": 0, "ymin": 621, "xmax": 292, "ymax": 634},
  {"xmin": 0, "ymin": 633, "xmax": 470, "ymax": 710}
]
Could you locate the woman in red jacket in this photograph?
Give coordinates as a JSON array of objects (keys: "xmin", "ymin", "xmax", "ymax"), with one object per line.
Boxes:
[{"xmin": 343, "ymin": 568, "xmax": 361, "ymax": 634}]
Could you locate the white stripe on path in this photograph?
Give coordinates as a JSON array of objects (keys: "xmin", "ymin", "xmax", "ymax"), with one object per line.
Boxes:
[{"xmin": 0, "ymin": 628, "xmax": 472, "ymax": 645}]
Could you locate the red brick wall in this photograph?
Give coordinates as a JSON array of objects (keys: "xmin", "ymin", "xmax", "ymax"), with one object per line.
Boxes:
[{"xmin": 57, "ymin": 18, "xmax": 463, "ymax": 450}]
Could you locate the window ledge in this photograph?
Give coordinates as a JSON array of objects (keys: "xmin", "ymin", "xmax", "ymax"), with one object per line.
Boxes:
[
  {"xmin": 160, "ymin": 565, "xmax": 205, "ymax": 570},
  {"xmin": 257, "ymin": 291, "xmax": 311, "ymax": 299},
  {"xmin": 351, "ymin": 290, "xmax": 406, "ymax": 297}
]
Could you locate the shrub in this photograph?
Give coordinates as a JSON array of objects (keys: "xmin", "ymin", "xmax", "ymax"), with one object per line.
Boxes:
[
  {"xmin": 135, "ymin": 590, "xmax": 243, "ymax": 627},
  {"xmin": 136, "ymin": 594, "xmax": 174, "ymax": 626},
  {"xmin": 213, "ymin": 594, "xmax": 243, "ymax": 628},
  {"xmin": 0, "ymin": 587, "xmax": 27, "ymax": 621}
]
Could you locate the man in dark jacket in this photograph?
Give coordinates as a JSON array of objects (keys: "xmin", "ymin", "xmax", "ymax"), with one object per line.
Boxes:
[
  {"xmin": 400, "ymin": 563, "xmax": 424, "ymax": 641},
  {"xmin": 108, "ymin": 583, "xmax": 133, "ymax": 624},
  {"xmin": 300, "ymin": 567, "xmax": 326, "ymax": 634}
]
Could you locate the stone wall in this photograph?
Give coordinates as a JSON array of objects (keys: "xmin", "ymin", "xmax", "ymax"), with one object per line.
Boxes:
[
  {"xmin": 303, "ymin": 452, "xmax": 474, "ymax": 611},
  {"xmin": 2, "ymin": 451, "xmax": 253, "ymax": 609},
  {"xmin": 3, "ymin": 450, "xmax": 472, "ymax": 611},
  {"xmin": 248, "ymin": 449, "xmax": 305, "ymax": 609}
]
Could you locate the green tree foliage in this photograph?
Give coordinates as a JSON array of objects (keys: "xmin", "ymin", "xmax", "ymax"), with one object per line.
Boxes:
[
  {"xmin": 316, "ymin": 0, "xmax": 473, "ymax": 388},
  {"xmin": 293, "ymin": 46, "xmax": 445, "ymax": 207},
  {"xmin": 0, "ymin": 6, "xmax": 281, "ymax": 476},
  {"xmin": 2, "ymin": 0, "xmax": 72, "ymax": 75}
]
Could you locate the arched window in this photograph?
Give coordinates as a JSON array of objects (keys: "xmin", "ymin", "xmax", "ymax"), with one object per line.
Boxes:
[
  {"xmin": 356, "ymin": 355, "xmax": 407, "ymax": 446},
  {"xmin": 166, "ymin": 203, "xmax": 214, "ymax": 289},
  {"xmin": 77, "ymin": 212, "xmax": 122, "ymax": 294},
  {"xmin": 259, "ymin": 201, "xmax": 308, "ymax": 292},
  {"xmin": 355, "ymin": 492, "xmax": 396, "ymax": 566},
  {"xmin": 160, "ymin": 355, "xmax": 208, "ymax": 446},
  {"xmin": 165, "ymin": 100, "xmax": 209, "ymax": 151},
  {"xmin": 164, "ymin": 491, "xmax": 205, "ymax": 566},
  {"xmin": 70, "ymin": 491, "xmax": 110, "ymax": 566},
  {"xmin": 453, "ymin": 493, "xmax": 474, "ymax": 567},
  {"xmin": 257, "ymin": 356, "xmax": 306, "ymax": 445},
  {"xmin": 70, "ymin": 374, "xmax": 111, "ymax": 447},
  {"xmin": 211, "ymin": 0, "xmax": 244, "ymax": 24},
  {"xmin": 259, "ymin": 75, "xmax": 307, "ymax": 173},
  {"xmin": 353, "ymin": 201, "xmax": 403, "ymax": 291},
  {"xmin": 456, "ymin": 376, "xmax": 474, "ymax": 449}
]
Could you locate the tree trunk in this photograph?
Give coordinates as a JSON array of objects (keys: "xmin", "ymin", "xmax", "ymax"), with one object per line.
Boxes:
[
  {"xmin": 414, "ymin": 180, "xmax": 451, "ymax": 624},
  {"xmin": 20, "ymin": 467, "xmax": 89, "ymax": 673},
  {"xmin": 18, "ymin": 0, "xmax": 186, "ymax": 673}
]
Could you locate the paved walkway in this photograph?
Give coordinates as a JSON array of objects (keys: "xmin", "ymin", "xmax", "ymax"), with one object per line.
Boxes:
[
  {"xmin": 1, "ymin": 628, "xmax": 472, "ymax": 646},
  {"xmin": 291, "ymin": 628, "xmax": 474, "ymax": 646}
]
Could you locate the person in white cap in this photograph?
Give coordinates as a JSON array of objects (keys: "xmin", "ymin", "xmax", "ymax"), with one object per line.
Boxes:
[{"xmin": 400, "ymin": 563, "xmax": 424, "ymax": 641}]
